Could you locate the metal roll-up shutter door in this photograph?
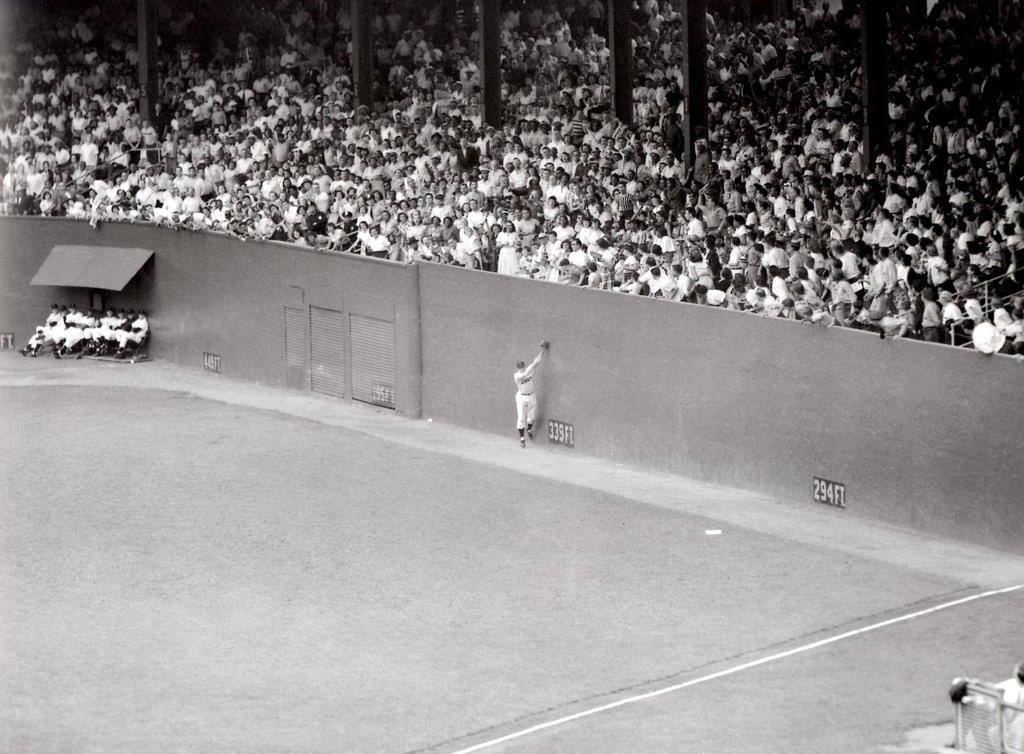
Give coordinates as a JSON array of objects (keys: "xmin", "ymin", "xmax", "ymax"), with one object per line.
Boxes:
[
  {"xmin": 349, "ymin": 314, "xmax": 396, "ymax": 409},
  {"xmin": 283, "ymin": 306, "xmax": 306, "ymax": 390},
  {"xmin": 309, "ymin": 306, "xmax": 346, "ymax": 398}
]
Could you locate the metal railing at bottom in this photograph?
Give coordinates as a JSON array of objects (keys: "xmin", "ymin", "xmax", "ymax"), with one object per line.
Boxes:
[
  {"xmin": 954, "ymin": 681, "xmax": 1024, "ymax": 753},
  {"xmin": 955, "ymin": 269, "xmax": 1023, "ymax": 312}
]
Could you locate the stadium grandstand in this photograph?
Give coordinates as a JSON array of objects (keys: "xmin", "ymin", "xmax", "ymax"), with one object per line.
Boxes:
[
  {"xmin": 1, "ymin": 0, "xmax": 1022, "ymax": 348},
  {"xmin": 3, "ymin": 1, "xmax": 1024, "ymax": 752}
]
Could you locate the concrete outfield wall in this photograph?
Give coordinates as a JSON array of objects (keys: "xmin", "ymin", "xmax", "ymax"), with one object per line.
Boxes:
[
  {"xmin": 0, "ymin": 217, "xmax": 421, "ymax": 417},
  {"xmin": 2, "ymin": 218, "xmax": 1022, "ymax": 554},
  {"xmin": 418, "ymin": 263, "xmax": 1024, "ymax": 555}
]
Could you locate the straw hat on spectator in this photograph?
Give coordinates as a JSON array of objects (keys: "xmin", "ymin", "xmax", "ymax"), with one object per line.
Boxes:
[
  {"xmin": 706, "ymin": 289, "xmax": 727, "ymax": 307},
  {"xmin": 964, "ymin": 298, "xmax": 985, "ymax": 322},
  {"xmin": 971, "ymin": 322, "xmax": 1006, "ymax": 355},
  {"xmin": 811, "ymin": 311, "xmax": 835, "ymax": 327}
]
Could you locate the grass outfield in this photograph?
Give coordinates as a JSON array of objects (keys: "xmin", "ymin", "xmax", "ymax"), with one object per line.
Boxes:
[{"xmin": 1, "ymin": 356, "xmax": 1021, "ymax": 753}]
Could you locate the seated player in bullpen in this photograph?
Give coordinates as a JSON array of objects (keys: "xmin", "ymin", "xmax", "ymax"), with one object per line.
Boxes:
[
  {"xmin": 21, "ymin": 304, "xmax": 67, "ymax": 356},
  {"xmin": 54, "ymin": 311, "xmax": 88, "ymax": 358},
  {"xmin": 43, "ymin": 305, "xmax": 69, "ymax": 354},
  {"xmin": 113, "ymin": 310, "xmax": 149, "ymax": 358},
  {"xmin": 81, "ymin": 308, "xmax": 128, "ymax": 357},
  {"xmin": 19, "ymin": 326, "xmax": 48, "ymax": 356},
  {"xmin": 81, "ymin": 308, "xmax": 116, "ymax": 356}
]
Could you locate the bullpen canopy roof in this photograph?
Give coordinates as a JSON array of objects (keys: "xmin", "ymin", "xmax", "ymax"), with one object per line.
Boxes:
[{"xmin": 30, "ymin": 245, "xmax": 153, "ymax": 291}]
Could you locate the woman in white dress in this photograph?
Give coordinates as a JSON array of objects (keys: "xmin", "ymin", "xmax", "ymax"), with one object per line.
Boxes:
[
  {"xmin": 496, "ymin": 221, "xmax": 520, "ymax": 275},
  {"xmin": 514, "ymin": 207, "xmax": 539, "ymax": 247},
  {"xmin": 454, "ymin": 225, "xmax": 484, "ymax": 269}
]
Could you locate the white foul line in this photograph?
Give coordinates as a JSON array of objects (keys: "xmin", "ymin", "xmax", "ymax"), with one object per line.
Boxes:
[{"xmin": 449, "ymin": 583, "xmax": 1024, "ymax": 753}]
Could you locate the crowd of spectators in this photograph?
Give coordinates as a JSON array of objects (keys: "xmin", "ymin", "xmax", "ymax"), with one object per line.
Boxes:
[{"xmin": 1, "ymin": 0, "xmax": 1023, "ymax": 350}]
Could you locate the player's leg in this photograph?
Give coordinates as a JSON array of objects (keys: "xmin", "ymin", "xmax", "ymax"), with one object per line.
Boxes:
[
  {"xmin": 125, "ymin": 331, "xmax": 144, "ymax": 352},
  {"xmin": 516, "ymin": 394, "xmax": 527, "ymax": 447},
  {"xmin": 64, "ymin": 332, "xmax": 82, "ymax": 355},
  {"xmin": 76, "ymin": 333, "xmax": 93, "ymax": 358},
  {"xmin": 526, "ymin": 395, "xmax": 537, "ymax": 440},
  {"xmin": 33, "ymin": 335, "xmax": 53, "ymax": 356},
  {"xmin": 113, "ymin": 330, "xmax": 131, "ymax": 358}
]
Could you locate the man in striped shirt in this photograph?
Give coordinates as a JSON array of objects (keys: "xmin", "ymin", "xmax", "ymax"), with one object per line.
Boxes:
[
  {"xmin": 566, "ymin": 114, "xmax": 588, "ymax": 145},
  {"xmin": 612, "ymin": 186, "xmax": 636, "ymax": 227}
]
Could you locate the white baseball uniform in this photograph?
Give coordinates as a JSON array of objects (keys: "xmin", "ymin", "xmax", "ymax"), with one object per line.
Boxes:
[
  {"xmin": 513, "ymin": 353, "xmax": 542, "ymax": 430},
  {"xmin": 44, "ymin": 315, "xmax": 67, "ymax": 345},
  {"xmin": 116, "ymin": 316, "xmax": 149, "ymax": 348},
  {"xmin": 26, "ymin": 329, "xmax": 46, "ymax": 348},
  {"xmin": 95, "ymin": 315, "xmax": 119, "ymax": 342},
  {"xmin": 62, "ymin": 324, "xmax": 86, "ymax": 349},
  {"xmin": 79, "ymin": 315, "xmax": 98, "ymax": 340}
]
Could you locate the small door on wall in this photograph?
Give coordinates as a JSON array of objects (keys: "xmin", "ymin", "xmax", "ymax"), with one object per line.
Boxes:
[
  {"xmin": 349, "ymin": 314, "xmax": 396, "ymax": 410},
  {"xmin": 309, "ymin": 306, "xmax": 346, "ymax": 398},
  {"xmin": 284, "ymin": 306, "xmax": 307, "ymax": 390}
]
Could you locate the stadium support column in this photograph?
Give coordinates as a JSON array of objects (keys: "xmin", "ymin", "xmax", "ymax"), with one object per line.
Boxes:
[
  {"xmin": 461, "ymin": 0, "xmax": 475, "ymax": 32},
  {"xmin": 136, "ymin": 0, "xmax": 158, "ymax": 125},
  {"xmin": 607, "ymin": 0, "xmax": 634, "ymax": 126},
  {"xmin": 351, "ymin": 0, "xmax": 373, "ymax": 110},
  {"xmin": 681, "ymin": 0, "xmax": 708, "ymax": 168},
  {"xmin": 861, "ymin": 0, "xmax": 889, "ymax": 166},
  {"xmin": 739, "ymin": 0, "xmax": 751, "ymax": 24},
  {"xmin": 478, "ymin": 0, "xmax": 502, "ymax": 129}
]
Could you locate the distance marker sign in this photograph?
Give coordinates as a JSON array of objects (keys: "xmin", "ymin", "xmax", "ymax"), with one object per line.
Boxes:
[
  {"xmin": 548, "ymin": 420, "xmax": 574, "ymax": 448},
  {"xmin": 813, "ymin": 477, "xmax": 846, "ymax": 508}
]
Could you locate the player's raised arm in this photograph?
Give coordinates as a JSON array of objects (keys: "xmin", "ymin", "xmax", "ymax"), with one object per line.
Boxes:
[{"xmin": 522, "ymin": 342, "xmax": 549, "ymax": 377}]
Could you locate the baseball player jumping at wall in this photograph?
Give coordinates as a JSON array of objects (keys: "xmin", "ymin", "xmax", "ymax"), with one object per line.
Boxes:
[{"xmin": 513, "ymin": 341, "xmax": 548, "ymax": 448}]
